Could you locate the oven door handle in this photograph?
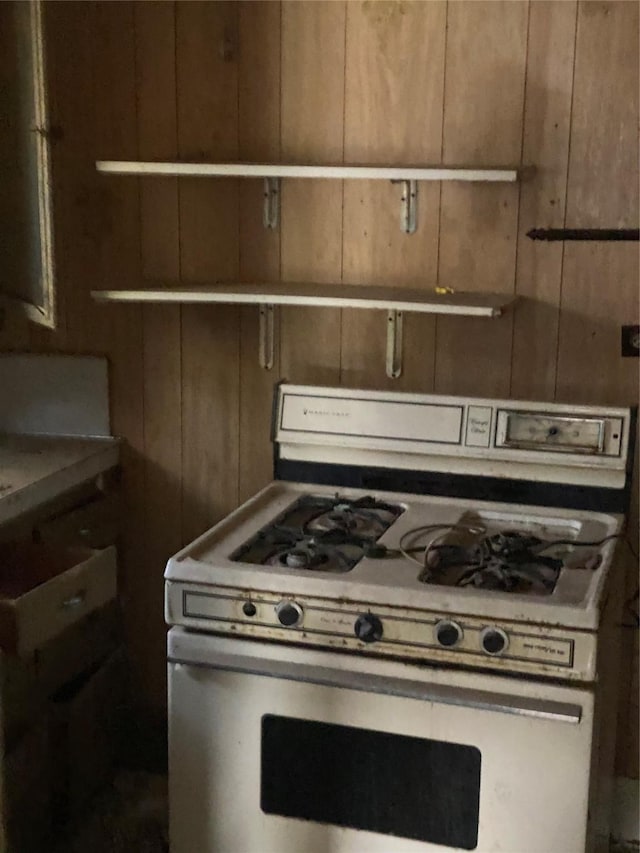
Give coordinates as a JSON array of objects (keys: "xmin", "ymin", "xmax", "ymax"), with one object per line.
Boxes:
[{"xmin": 170, "ymin": 655, "xmax": 583, "ymax": 724}]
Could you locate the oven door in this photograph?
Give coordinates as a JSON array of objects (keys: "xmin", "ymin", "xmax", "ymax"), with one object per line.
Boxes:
[{"xmin": 168, "ymin": 628, "xmax": 594, "ymax": 853}]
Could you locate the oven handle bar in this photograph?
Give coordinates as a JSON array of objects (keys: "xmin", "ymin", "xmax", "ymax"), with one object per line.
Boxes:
[{"xmin": 169, "ymin": 655, "xmax": 583, "ymax": 724}]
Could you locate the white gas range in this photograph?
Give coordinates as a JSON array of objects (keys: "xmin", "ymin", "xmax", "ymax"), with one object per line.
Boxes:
[{"xmin": 166, "ymin": 384, "xmax": 634, "ymax": 853}]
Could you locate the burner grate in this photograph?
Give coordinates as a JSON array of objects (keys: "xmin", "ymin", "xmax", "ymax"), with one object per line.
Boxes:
[
  {"xmin": 420, "ymin": 530, "xmax": 564, "ymax": 594},
  {"xmin": 231, "ymin": 494, "xmax": 403, "ymax": 572}
]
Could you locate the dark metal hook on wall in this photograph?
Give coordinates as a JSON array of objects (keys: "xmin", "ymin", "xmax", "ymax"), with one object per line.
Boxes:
[{"xmin": 527, "ymin": 228, "xmax": 639, "ymax": 241}]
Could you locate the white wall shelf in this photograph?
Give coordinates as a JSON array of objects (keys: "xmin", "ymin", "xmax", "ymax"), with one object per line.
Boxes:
[
  {"xmin": 96, "ymin": 161, "xmax": 519, "ymax": 182},
  {"xmin": 91, "ymin": 283, "xmax": 517, "ymax": 379},
  {"xmin": 91, "ymin": 282, "xmax": 515, "ymax": 315},
  {"xmin": 94, "ymin": 159, "xmax": 522, "ymax": 374},
  {"xmin": 96, "ymin": 160, "xmax": 521, "ymax": 233}
]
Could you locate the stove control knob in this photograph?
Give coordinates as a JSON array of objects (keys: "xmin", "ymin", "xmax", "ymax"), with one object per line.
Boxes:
[
  {"xmin": 354, "ymin": 614, "xmax": 383, "ymax": 644},
  {"xmin": 275, "ymin": 600, "xmax": 303, "ymax": 628},
  {"xmin": 435, "ymin": 620, "xmax": 463, "ymax": 648},
  {"xmin": 481, "ymin": 627, "xmax": 509, "ymax": 656}
]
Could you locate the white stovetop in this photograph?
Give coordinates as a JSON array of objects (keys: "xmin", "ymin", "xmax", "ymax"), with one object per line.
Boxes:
[{"xmin": 165, "ymin": 480, "xmax": 622, "ymax": 631}]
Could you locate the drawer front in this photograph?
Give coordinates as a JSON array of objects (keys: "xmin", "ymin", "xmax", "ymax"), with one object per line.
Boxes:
[
  {"xmin": 36, "ymin": 493, "xmax": 120, "ymax": 549},
  {"xmin": 11, "ymin": 546, "xmax": 117, "ymax": 656}
]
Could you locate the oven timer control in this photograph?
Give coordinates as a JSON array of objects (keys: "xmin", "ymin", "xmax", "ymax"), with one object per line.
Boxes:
[
  {"xmin": 435, "ymin": 620, "xmax": 463, "ymax": 648},
  {"xmin": 275, "ymin": 600, "xmax": 304, "ymax": 628},
  {"xmin": 480, "ymin": 626, "xmax": 509, "ymax": 656}
]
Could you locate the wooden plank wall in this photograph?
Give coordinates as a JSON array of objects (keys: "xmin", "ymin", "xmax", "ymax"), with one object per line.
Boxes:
[{"xmin": 1, "ymin": 0, "xmax": 638, "ymax": 774}]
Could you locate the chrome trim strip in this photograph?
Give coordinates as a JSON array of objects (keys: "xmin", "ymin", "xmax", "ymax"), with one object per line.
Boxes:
[{"xmin": 169, "ymin": 655, "xmax": 583, "ymax": 724}]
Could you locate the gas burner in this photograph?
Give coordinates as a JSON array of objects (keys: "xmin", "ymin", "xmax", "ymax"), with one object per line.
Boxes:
[
  {"xmin": 306, "ymin": 502, "xmax": 398, "ymax": 539},
  {"xmin": 422, "ymin": 530, "xmax": 565, "ymax": 595},
  {"xmin": 231, "ymin": 493, "xmax": 403, "ymax": 572},
  {"xmin": 265, "ymin": 537, "xmax": 363, "ymax": 573}
]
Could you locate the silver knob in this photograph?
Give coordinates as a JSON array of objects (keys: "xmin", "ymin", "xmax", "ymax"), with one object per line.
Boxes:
[
  {"xmin": 480, "ymin": 626, "xmax": 509, "ymax": 656},
  {"xmin": 435, "ymin": 620, "xmax": 463, "ymax": 648},
  {"xmin": 275, "ymin": 600, "xmax": 303, "ymax": 627}
]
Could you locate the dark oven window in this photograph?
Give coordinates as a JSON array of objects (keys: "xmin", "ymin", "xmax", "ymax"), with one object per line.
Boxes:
[{"xmin": 261, "ymin": 715, "xmax": 481, "ymax": 850}]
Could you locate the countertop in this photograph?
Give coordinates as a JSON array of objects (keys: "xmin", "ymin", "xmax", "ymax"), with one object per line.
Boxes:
[{"xmin": 0, "ymin": 434, "xmax": 120, "ymax": 527}]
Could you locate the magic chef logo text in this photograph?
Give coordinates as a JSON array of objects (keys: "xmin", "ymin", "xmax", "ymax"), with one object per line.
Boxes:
[{"xmin": 303, "ymin": 408, "xmax": 349, "ymax": 418}]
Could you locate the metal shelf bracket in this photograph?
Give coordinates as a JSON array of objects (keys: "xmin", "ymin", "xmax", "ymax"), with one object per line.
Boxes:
[
  {"xmin": 263, "ymin": 178, "xmax": 280, "ymax": 229},
  {"xmin": 259, "ymin": 304, "xmax": 275, "ymax": 369},
  {"xmin": 392, "ymin": 179, "xmax": 418, "ymax": 234},
  {"xmin": 385, "ymin": 309, "xmax": 404, "ymax": 378}
]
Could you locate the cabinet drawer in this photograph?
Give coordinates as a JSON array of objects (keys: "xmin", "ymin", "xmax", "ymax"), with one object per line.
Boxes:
[
  {"xmin": 0, "ymin": 542, "xmax": 117, "ymax": 656},
  {"xmin": 36, "ymin": 493, "xmax": 120, "ymax": 549}
]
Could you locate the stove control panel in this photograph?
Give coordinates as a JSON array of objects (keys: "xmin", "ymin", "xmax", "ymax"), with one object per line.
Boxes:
[{"xmin": 175, "ymin": 585, "xmax": 594, "ymax": 680}]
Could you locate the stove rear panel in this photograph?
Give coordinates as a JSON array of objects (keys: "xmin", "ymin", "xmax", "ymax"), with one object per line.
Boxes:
[{"xmin": 274, "ymin": 384, "xmax": 634, "ymax": 503}]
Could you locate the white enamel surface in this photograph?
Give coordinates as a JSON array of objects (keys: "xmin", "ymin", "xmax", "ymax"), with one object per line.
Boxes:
[
  {"xmin": 164, "ymin": 386, "xmax": 630, "ymax": 677},
  {"xmin": 166, "ymin": 384, "xmax": 629, "ymax": 853},
  {"xmin": 281, "ymin": 393, "xmax": 464, "ymax": 443},
  {"xmin": 165, "ymin": 480, "xmax": 621, "ymax": 637},
  {"xmin": 275, "ymin": 385, "xmax": 631, "ymax": 483},
  {"xmin": 168, "ymin": 629, "xmax": 594, "ymax": 853}
]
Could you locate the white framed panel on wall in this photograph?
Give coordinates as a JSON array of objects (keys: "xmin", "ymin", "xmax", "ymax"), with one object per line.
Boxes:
[{"xmin": 0, "ymin": 0, "xmax": 56, "ymax": 329}]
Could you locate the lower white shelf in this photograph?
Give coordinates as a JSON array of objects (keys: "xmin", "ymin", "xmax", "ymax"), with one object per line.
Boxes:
[
  {"xmin": 95, "ymin": 161, "xmax": 520, "ymax": 182},
  {"xmin": 91, "ymin": 282, "xmax": 517, "ymax": 318},
  {"xmin": 91, "ymin": 283, "xmax": 517, "ymax": 379}
]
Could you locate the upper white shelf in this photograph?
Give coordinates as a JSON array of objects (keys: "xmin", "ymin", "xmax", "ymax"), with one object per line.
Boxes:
[
  {"xmin": 91, "ymin": 282, "xmax": 517, "ymax": 318},
  {"xmin": 95, "ymin": 161, "xmax": 519, "ymax": 183}
]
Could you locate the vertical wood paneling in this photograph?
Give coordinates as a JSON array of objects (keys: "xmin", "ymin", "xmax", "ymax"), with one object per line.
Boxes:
[
  {"xmin": 620, "ymin": 439, "xmax": 640, "ymax": 779},
  {"xmin": 618, "ymin": 620, "xmax": 639, "ymax": 779},
  {"xmin": 511, "ymin": 1, "xmax": 576, "ymax": 401},
  {"xmin": 557, "ymin": 0, "xmax": 639, "ymax": 405},
  {"xmin": 565, "ymin": 2, "xmax": 639, "ymax": 230},
  {"xmin": 341, "ymin": 1, "xmax": 445, "ymax": 391},
  {"xmin": 280, "ymin": 1, "xmax": 345, "ymax": 385},
  {"xmin": 91, "ymin": 6, "xmax": 144, "ymax": 456},
  {"xmin": 92, "ymin": 2, "xmax": 146, "ymax": 709},
  {"xmin": 176, "ymin": 2, "xmax": 240, "ymax": 543},
  {"xmin": 238, "ymin": 1, "xmax": 281, "ymax": 501},
  {"xmin": 134, "ymin": 1, "xmax": 181, "ymax": 708},
  {"xmin": 616, "ymin": 518, "xmax": 640, "ymax": 780},
  {"xmin": 558, "ymin": 1, "xmax": 639, "ymax": 779},
  {"xmin": 556, "ymin": 246, "xmax": 639, "ymax": 405},
  {"xmin": 92, "ymin": 1, "xmax": 144, "ymax": 451},
  {"xmin": 436, "ymin": 1, "xmax": 528, "ymax": 397}
]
